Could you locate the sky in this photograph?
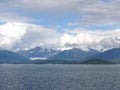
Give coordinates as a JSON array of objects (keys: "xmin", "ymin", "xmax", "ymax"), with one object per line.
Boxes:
[{"xmin": 0, "ymin": 0, "xmax": 120, "ymax": 51}]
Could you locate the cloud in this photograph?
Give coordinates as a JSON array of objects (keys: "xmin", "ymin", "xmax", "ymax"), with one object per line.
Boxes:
[
  {"xmin": 0, "ymin": 22, "xmax": 120, "ymax": 51},
  {"xmin": 59, "ymin": 28, "xmax": 120, "ymax": 51},
  {"xmin": 67, "ymin": 22, "xmax": 80, "ymax": 26},
  {"xmin": 1, "ymin": 0, "xmax": 120, "ymax": 51},
  {"xmin": 10, "ymin": 0, "xmax": 120, "ymax": 26},
  {"xmin": 0, "ymin": 22, "xmax": 60, "ymax": 50},
  {"xmin": 0, "ymin": 0, "xmax": 120, "ymax": 26},
  {"xmin": 0, "ymin": 12, "xmax": 34, "ymax": 23}
]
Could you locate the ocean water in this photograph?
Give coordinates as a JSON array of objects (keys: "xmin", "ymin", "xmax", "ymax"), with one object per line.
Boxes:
[{"xmin": 0, "ymin": 64, "xmax": 120, "ymax": 90}]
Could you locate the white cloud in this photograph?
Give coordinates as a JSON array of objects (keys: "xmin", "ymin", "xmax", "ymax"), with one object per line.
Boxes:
[
  {"xmin": 0, "ymin": 22, "xmax": 60, "ymax": 50},
  {"xmin": 0, "ymin": 22, "xmax": 120, "ymax": 51},
  {"xmin": 59, "ymin": 28, "xmax": 120, "ymax": 51}
]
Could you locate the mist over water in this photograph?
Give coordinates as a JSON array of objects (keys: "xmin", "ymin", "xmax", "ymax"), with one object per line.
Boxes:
[{"xmin": 0, "ymin": 64, "xmax": 120, "ymax": 90}]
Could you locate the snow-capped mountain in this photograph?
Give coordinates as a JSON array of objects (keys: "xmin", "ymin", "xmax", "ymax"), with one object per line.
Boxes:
[
  {"xmin": 17, "ymin": 47, "xmax": 60, "ymax": 60},
  {"xmin": 48, "ymin": 48, "xmax": 100, "ymax": 61}
]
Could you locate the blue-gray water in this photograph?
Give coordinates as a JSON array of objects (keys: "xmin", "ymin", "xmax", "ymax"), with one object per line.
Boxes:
[{"xmin": 0, "ymin": 64, "xmax": 120, "ymax": 90}]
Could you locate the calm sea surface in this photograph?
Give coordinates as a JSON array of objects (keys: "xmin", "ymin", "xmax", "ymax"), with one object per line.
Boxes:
[{"xmin": 0, "ymin": 64, "xmax": 120, "ymax": 90}]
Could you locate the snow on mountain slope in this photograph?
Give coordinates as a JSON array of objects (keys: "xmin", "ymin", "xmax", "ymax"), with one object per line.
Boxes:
[
  {"xmin": 48, "ymin": 48, "xmax": 100, "ymax": 61},
  {"xmin": 17, "ymin": 47, "xmax": 60, "ymax": 59}
]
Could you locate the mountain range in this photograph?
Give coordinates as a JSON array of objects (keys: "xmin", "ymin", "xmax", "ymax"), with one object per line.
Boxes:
[
  {"xmin": 0, "ymin": 46, "xmax": 120, "ymax": 64},
  {"xmin": 17, "ymin": 47, "xmax": 120, "ymax": 63},
  {"xmin": 48, "ymin": 48, "xmax": 100, "ymax": 61},
  {"xmin": 17, "ymin": 47, "xmax": 60, "ymax": 60}
]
